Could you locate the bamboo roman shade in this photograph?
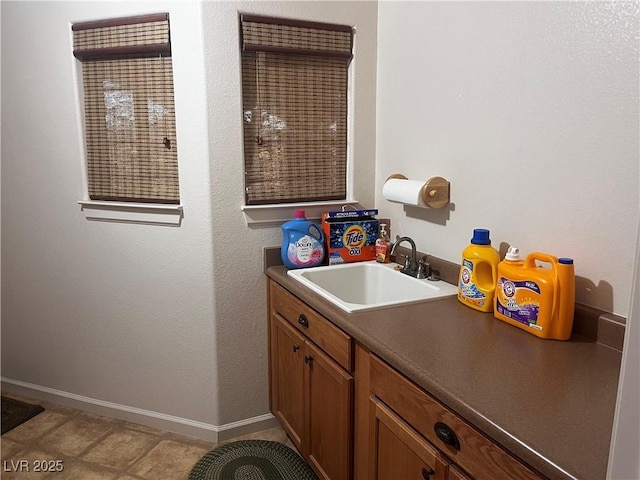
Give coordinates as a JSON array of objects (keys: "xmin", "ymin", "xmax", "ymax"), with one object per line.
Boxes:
[
  {"xmin": 73, "ymin": 14, "xmax": 179, "ymax": 204},
  {"xmin": 240, "ymin": 15, "xmax": 354, "ymax": 205},
  {"xmin": 241, "ymin": 16, "xmax": 353, "ymax": 58}
]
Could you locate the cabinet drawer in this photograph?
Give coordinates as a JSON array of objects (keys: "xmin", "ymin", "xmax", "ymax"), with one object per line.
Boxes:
[
  {"xmin": 270, "ymin": 281, "xmax": 352, "ymax": 372},
  {"xmin": 370, "ymin": 355, "xmax": 543, "ymax": 480}
]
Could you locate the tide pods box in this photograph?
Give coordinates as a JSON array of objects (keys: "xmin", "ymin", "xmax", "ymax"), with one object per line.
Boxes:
[{"xmin": 322, "ymin": 209, "xmax": 379, "ymax": 265}]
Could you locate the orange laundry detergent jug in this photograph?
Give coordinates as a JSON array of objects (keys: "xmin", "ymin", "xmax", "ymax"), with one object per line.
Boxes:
[{"xmin": 494, "ymin": 248, "xmax": 575, "ymax": 340}]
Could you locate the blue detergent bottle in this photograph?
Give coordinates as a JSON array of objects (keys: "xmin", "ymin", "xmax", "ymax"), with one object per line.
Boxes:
[{"xmin": 281, "ymin": 209, "xmax": 325, "ymax": 269}]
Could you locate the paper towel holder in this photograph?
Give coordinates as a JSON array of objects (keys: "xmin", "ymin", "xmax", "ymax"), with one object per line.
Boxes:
[{"xmin": 385, "ymin": 174, "xmax": 450, "ymax": 208}]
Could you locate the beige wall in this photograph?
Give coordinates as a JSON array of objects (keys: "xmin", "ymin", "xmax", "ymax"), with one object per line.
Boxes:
[
  {"xmin": 200, "ymin": 1, "xmax": 378, "ymax": 425},
  {"xmin": 608, "ymin": 223, "xmax": 640, "ymax": 479},
  {"xmin": 1, "ymin": 0, "xmax": 378, "ymax": 433},
  {"xmin": 375, "ymin": 1, "xmax": 639, "ymax": 317},
  {"xmin": 374, "ymin": 7, "xmax": 639, "ymax": 474},
  {"xmin": 1, "ymin": 1, "xmax": 219, "ymax": 429}
]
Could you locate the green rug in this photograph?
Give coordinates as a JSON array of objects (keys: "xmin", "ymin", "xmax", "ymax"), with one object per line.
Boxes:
[
  {"xmin": 188, "ymin": 440, "xmax": 318, "ymax": 480},
  {"xmin": 1, "ymin": 396, "xmax": 44, "ymax": 435}
]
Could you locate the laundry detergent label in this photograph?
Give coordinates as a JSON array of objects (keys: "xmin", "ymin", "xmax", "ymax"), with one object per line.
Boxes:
[
  {"xmin": 342, "ymin": 225, "xmax": 366, "ymax": 256},
  {"xmin": 495, "ymin": 277, "xmax": 542, "ymax": 329},
  {"xmin": 287, "ymin": 234, "xmax": 324, "ymax": 266},
  {"xmin": 459, "ymin": 260, "xmax": 486, "ymax": 302}
]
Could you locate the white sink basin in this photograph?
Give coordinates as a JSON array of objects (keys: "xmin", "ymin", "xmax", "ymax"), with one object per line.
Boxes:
[{"xmin": 287, "ymin": 261, "xmax": 458, "ymax": 312}]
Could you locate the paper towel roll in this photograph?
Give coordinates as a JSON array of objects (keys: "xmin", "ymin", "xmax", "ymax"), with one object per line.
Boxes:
[{"xmin": 382, "ymin": 179, "xmax": 427, "ymax": 207}]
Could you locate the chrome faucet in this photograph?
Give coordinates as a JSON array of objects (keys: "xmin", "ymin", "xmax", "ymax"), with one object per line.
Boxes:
[
  {"xmin": 390, "ymin": 236, "xmax": 417, "ymax": 272},
  {"xmin": 390, "ymin": 236, "xmax": 432, "ymax": 279}
]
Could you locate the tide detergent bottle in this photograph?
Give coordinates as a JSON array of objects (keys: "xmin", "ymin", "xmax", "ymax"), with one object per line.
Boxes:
[
  {"xmin": 458, "ymin": 229, "xmax": 500, "ymax": 312},
  {"xmin": 494, "ymin": 248, "xmax": 575, "ymax": 340},
  {"xmin": 281, "ymin": 209, "xmax": 325, "ymax": 269}
]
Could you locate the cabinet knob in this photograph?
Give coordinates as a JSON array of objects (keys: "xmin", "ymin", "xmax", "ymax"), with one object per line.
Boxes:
[
  {"xmin": 421, "ymin": 467, "xmax": 435, "ymax": 479},
  {"xmin": 298, "ymin": 314, "xmax": 309, "ymax": 328},
  {"xmin": 292, "ymin": 345, "xmax": 300, "ymax": 352},
  {"xmin": 434, "ymin": 422, "xmax": 460, "ymax": 451},
  {"xmin": 304, "ymin": 355, "xmax": 313, "ymax": 364}
]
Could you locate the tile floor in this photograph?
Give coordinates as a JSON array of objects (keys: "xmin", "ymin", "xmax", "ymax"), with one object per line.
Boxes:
[{"xmin": 1, "ymin": 392, "xmax": 295, "ymax": 479}]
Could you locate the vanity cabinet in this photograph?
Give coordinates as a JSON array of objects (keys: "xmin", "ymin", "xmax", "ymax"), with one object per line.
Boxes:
[
  {"xmin": 367, "ymin": 354, "xmax": 543, "ymax": 480},
  {"xmin": 268, "ymin": 277, "xmax": 544, "ymax": 480},
  {"xmin": 268, "ymin": 280, "xmax": 353, "ymax": 480}
]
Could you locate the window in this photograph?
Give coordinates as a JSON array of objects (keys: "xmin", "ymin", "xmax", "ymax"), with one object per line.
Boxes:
[
  {"xmin": 73, "ymin": 13, "xmax": 180, "ymax": 204},
  {"xmin": 240, "ymin": 15, "xmax": 354, "ymax": 205}
]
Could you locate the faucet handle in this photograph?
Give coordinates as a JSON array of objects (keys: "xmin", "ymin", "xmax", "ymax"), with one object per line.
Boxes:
[
  {"xmin": 416, "ymin": 259, "xmax": 431, "ymax": 279},
  {"xmin": 395, "ymin": 253, "xmax": 412, "ymax": 270}
]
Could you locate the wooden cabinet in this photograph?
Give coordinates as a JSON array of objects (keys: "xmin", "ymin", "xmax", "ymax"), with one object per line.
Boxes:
[
  {"xmin": 269, "ymin": 281, "xmax": 353, "ymax": 480},
  {"xmin": 369, "ymin": 396, "xmax": 449, "ymax": 480},
  {"xmin": 268, "ymin": 278, "xmax": 544, "ymax": 480},
  {"xmin": 271, "ymin": 314, "xmax": 306, "ymax": 450},
  {"xmin": 306, "ymin": 340, "xmax": 353, "ymax": 479},
  {"xmin": 448, "ymin": 466, "xmax": 473, "ymax": 480},
  {"xmin": 367, "ymin": 354, "xmax": 544, "ymax": 480}
]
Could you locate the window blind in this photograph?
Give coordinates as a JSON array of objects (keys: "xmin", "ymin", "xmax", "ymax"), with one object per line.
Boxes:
[
  {"xmin": 241, "ymin": 15, "xmax": 353, "ymax": 59},
  {"xmin": 73, "ymin": 14, "xmax": 179, "ymax": 204},
  {"xmin": 240, "ymin": 15, "xmax": 353, "ymax": 205},
  {"xmin": 73, "ymin": 13, "xmax": 171, "ymax": 60}
]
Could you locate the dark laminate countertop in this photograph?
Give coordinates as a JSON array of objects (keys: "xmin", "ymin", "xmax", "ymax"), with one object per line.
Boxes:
[{"xmin": 266, "ymin": 265, "xmax": 622, "ymax": 480}]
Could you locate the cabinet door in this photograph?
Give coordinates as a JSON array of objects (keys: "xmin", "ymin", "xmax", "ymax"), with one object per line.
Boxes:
[
  {"xmin": 306, "ymin": 340, "xmax": 354, "ymax": 480},
  {"xmin": 272, "ymin": 314, "xmax": 306, "ymax": 452},
  {"xmin": 370, "ymin": 397, "xmax": 448, "ymax": 480},
  {"xmin": 449, "ymin": 465, "xmax": 473, "ymax": 480}
]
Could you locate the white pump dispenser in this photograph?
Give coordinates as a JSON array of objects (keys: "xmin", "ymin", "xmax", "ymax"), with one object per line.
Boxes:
[{"xmin": 505, "ymin": 246, "xmax": 521, "ymax": 261}]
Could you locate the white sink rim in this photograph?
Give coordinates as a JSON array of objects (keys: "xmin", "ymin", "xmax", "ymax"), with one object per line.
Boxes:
[{"xmin": 287, "ymin": 260, "xmax": 458, "ymax": 313}]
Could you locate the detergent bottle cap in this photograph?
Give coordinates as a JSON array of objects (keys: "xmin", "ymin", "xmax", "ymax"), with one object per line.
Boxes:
[
  {"xmin": 470, "ymin": 229, "xmax": 491, "ymax": 245},
  {"xmin": 505, "ymin": 246, "xmax": 521, "ymax": 261},
  {"xmin": 294, "ymin": 209, "xmax": 306, "ymax": 219},
  {"xmin": 559, "ymin": 258, "xmax": 574, "ymax": 265}
]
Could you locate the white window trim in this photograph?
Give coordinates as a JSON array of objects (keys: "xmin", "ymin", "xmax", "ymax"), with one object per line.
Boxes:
[
  {"xmin": 241, "ymin": 200, "xmax": 359, "ymax": 227},
  {"xmin": 78, "ymin": 200, "xmax": 183, "ymax": 226}
]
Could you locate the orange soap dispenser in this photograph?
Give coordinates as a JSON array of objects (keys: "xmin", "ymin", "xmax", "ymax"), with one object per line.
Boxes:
[{"xmin": 375, "ymin": 223, "xmax": 390, "ymax": 263}]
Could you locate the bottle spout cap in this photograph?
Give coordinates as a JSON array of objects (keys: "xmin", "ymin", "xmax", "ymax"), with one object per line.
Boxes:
[
  {"xmin": 471, "ymin": 228, "xmax": 491, "ymax": 245},
  {"xmin": 505, "ymin": 246, "xmax": 521, "ymax": 261}
]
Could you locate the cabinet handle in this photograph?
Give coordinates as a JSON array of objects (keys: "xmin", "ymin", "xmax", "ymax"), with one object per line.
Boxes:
[
  {"xmin": 304, "ymin": 355, "xmax": 313, "ymax": 364},
  {"xmin": 292, "ymin": 345, "xmax": 300, "ymax": 352},
  {"xmin": 298, "ymin": 314, "xmax": 309, "ymax": 328},
  {"xmin": 434, "ymin": 422, "xmax": 460, "ymax": 451},
  {"xmin": 421, "ymin": 467, "xmax": 435, "ymax": 479}
]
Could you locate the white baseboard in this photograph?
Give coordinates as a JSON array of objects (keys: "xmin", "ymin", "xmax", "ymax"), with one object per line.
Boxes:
[{"xmin": 1, "ymin": 377, "xmax": 279, "ymax": 443}]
